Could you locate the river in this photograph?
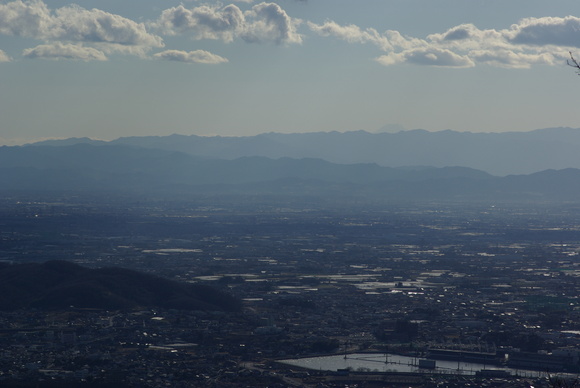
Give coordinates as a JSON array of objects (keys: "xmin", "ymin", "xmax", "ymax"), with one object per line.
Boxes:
[{"xmin": 279, "ymin": 353, "xmax": 544, "ymax": 377}]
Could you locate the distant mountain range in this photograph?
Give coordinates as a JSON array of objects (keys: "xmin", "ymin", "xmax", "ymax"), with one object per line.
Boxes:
[
  {"xmin": 2, "ymin": 138, "xmax": 580, "ymax": 202},
  {"xmin": 29, "ymin": 127, "xmax": 580, "ymax": 176},
  {"xmin": 0, "ymin": 260, "xmax": 241, "ymax": 311}
]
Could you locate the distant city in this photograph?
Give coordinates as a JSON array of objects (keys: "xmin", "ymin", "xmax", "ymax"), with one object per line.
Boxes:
[{"xmin": 1, "ymin": 193, "xmax": 580, "ymax": 387}]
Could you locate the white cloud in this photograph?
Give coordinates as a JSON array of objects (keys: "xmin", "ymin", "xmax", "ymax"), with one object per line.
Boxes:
[
  {"xmin": 384, "ymin": 30, "xmax": 426, "ymax": 51},
  {"xmin": 2, "ymin": 1, "xmax": 577, "ymax": 69},
  {"xmin": 50, "ymin": 5, "xmax": 163, "ymax": 47},
  {"xmin": 241, "ymin": 2, "xmax": 301, "ymax": 44},
  {"xmin": 0, "ymin": 0, "xmax": 163, "ymax": 59},
  {"xmin": 156, "ymin": 4, "xmax": 244, "ymax": 42},
  {"xmin": 307, "ymin": 21, "xmax": 392, "ymax": 51},
  {"xmin": 506, "ymin": 16, "xmax": 580, "ymax": 48},
  {"xmin": 154, "ymin": 49, "xmax": 228, "ymax": 64},
  {"xmin": 312, "ymin": 17, "xmax": 578, "ymax": 69},
  {"xmin": 308, "ymin": 20, "xmax": 430, "ymax": 52},
  {"xmin": 0, "ymin": 49, "xmax": 11, "ymax": 62},
  {"xmin": 155, "ymin": 2, "xmax": 301, "ymax": 45},
  {"xmin": 470, "ymin": 50, "xmax": 557, "ymax": 69},
  {"xmin": 23, "ymin": 42, "xmax": 107, "ymax": 61},
  {"xmin": 377, "ymin": 47, "xmax": 474, "ymax": 68},
  {"xmin": 309, "ymin": 19, "xmax": 476, "ymax": 67},
  {"xmin": 428, "ymin": 24, "xmax": 506, "ymax": 50},
  {"xmin": 0, "ymin": 0, "xmax": 52, "ymax": 37}
]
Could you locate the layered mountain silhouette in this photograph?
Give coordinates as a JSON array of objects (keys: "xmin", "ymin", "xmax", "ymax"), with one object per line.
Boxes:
[
  {"xmin": 30, "ymin": 127, "xmax": 580, "ymax": 176},
  {"xmin": 0, "ymin": 142, "xmax": 579, "ymax": 201},
  {"xmin": 0, "ymin": 261, "xmax": 241, "ymax": 311}
]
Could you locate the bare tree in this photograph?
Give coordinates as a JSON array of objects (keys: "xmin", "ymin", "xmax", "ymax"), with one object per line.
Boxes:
[{"xmin": 568, "ymin": 52, "xmax": 580, "ymax": 75}]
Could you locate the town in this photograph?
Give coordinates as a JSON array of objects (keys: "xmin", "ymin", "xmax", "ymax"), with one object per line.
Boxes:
[{"xmin": 1, "ymin": 193, "xmax": 580, "ymax": 387}]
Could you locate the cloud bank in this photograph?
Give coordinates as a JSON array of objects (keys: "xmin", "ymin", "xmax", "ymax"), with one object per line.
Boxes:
[
  {"xmin": 0, "ymin": 0, "xmax": 577, "ymax": 68},
  {"xmin": 0, "ymin": 0, "xmax": 302, "ymax": 62}
]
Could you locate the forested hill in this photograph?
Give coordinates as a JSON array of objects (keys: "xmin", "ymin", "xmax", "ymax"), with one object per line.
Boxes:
[{"xmin": 0, "ymin": 261, "xmax": 241, "ymax": 312}]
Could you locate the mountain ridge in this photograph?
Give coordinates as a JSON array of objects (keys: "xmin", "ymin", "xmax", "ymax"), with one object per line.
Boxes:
[
  {"xmin": 27, "ymin": 127, "xmax": 580, "ymax": 175},
  {"xmin": 3, "ymin": 142, "xmax": 580, "ymax": 202}
]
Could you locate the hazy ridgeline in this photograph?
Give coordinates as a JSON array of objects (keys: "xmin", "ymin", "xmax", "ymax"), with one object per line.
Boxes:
[{"xmin": 2, "ymin": 128, "xmax": 580, "ymax": 203}]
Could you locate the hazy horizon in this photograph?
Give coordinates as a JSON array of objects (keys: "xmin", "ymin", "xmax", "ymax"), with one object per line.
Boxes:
[
  {"xmin": 2, "ymin": 125, "xmax": 577, "ymax": 147},
  {"xmin": 1, "ymin": 0, "xmax": 580, "ymax": 143}
]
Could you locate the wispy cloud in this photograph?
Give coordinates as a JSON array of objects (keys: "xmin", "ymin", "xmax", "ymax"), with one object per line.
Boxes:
[
  {"xmin": 0, "ymin": 49, "xmax": 11, "ymax": 62},
  {"xmin": 376, "ymin": 47, "xmax": 474, "ymax": 68},
  {"xmin": 153, "ymin": 49, "xmax": 228, "ymax": 64},
  {"xmin": 309, "ymin": 16, "xmax": 578, "ymax": 68},
  {"xmin": 23, "ymin": 42, "xmax": 107, "ymax": 61},
  {"xmin": 307, "ymin": 20, "xmax": 392, "ymax": 51},
  {"xmin": 469, "ymin": 50, "xmax": 556, "ymax": 69}
]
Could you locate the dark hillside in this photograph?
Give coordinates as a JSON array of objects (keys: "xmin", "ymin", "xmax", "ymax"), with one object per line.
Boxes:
[{"xmin": 0, "ymin": 261, "xmax": 241, "ymax": 312}]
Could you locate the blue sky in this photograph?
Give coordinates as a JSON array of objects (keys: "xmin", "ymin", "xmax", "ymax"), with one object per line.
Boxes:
[{"xmin": 0, "ymin": 0, "xmax": 579, "ymax": 144}]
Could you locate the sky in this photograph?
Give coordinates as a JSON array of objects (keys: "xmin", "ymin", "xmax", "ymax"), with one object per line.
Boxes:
[{"xmin": 0, "ymin": 0, "xmax": 579, "ymax": 145}]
